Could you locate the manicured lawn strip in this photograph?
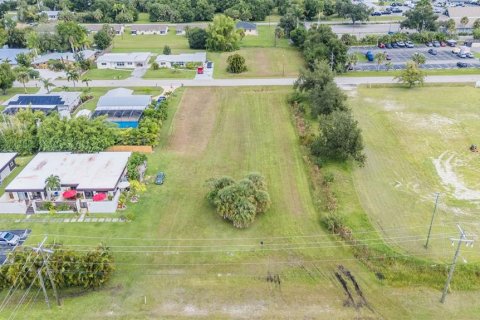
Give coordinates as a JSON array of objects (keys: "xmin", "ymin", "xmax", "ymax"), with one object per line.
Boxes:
[
  {"xmin": 112, "ymin": 28, "xmax": 193, "ymax": 54},
  {"xmin": 143, "ymin": 68, "xmax": 196, "ymax": 79},
  {"xmin": 81, "ymin": 68, "xmax": 132, "ymax": 80},
  {"xmin": 209, "ymin": 47, "xmax": 304, "ymax": 78}
]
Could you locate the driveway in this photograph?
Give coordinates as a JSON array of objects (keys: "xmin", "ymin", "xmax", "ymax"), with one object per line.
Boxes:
[
  {"xmin": 130, "ymin": 66, "xmax": 148, "ymax": 78},
  {"xmin": 0, "ymin": 229, "xmax": 31, "ymax": 265},
  {"xmin": 194, "ymin": 63, "xmax": 214, "ymax": 80}
]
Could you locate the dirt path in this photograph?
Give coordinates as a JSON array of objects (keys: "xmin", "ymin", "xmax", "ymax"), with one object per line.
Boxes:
[{"xmin": 167, "ymin": 88, "xmax": 219, "ymax": 155}]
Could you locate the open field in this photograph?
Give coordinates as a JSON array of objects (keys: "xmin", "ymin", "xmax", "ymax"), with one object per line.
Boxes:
[
  {"xmin": 143, "ymin": 68, "xmax": 196, "ymax": 79},
  {"xmin": 81, "ymin": 68, "xmax": 132, "ymax": 80},
  {"xmin": 208, "ymin": 48, "xmax": 303, "ymax": 78},
  {"xmin": 2, "ymin": 87, "xmax": 480, "ymax": 318},
  {"xmin": 112, "ymin": 28, "xmax": 193, "ymax": 54},
  {"xmin": 347, "ymin": 86, "xmax": 480, "ymax": 261},
  {"xmin": 239, "ymin": 26, "xmax": 291, "ymax": 48}
]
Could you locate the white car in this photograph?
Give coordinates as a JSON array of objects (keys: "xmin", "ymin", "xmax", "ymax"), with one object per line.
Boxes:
[{"xmin": 0, "ymin": 232, "xmax": 20, "ymax": 246}]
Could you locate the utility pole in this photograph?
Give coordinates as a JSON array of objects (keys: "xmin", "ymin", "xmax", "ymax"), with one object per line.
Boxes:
[
  {"xmin": 32, "ymin": 237, "xmax": 61, "ymax": 307},
  {"xmin": 425, "ymin": 192, "xmax": 440, "ymax": 249},
  {"xmin": 37, "ymin": 269, "xmax": 50, "ymax": 309},
  {"xmin": 330, "ymin": 51, "xmax": 335, "ymax": 71},
  {"xmin": 440, "ymin": 224, "xmax": 474, "ymax": 304}
]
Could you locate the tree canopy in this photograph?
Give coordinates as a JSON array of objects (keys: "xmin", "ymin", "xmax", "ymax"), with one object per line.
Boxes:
[
  {"xmin": 93, "ymin": 24, "xmax": 115, "ymax": 50},
  {"xmin": 335, "ymin": 0, "xmax": 372, "ymax": 24},
  {"xmin": 206, "ymin": 15, "xmax": 242, "ymax": 52},
  {"xmin": 227, "ymin": 53, "xmax": 247, "ymax": 73},
  {"xmin": 187, "ymin": 27, "xmax": 208, "ymax": 49},
  {"xmin": 401, "ymin": 3, "xmax": 438, "ymax": 32},
  {"xmin": 395, "ymin": 60, "xmax": 425, "ymax": 88},
  {"xmin": 206, "ymin": 173, "xmax": 271, "ymax": 228}
]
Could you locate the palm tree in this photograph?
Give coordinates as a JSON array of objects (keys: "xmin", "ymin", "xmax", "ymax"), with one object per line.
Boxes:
[
  {"xmin": 347, "ymin": 53, "xmax": 358, "ymax": 71},
  {"xmin": 82, "ymin": 78, "xmax": 91, "ymax": 87},
  {"xmin": 45, "ymin": 174, "xmax": 61, "ymax": 200},
  {"xmin": 460, "ymin": 16, "xmax": 469, "ymax": 31},
  {"xmin": 41, "ymin": 78, "xmax": 54, "ymax": 93},
  {"xmin": 16, "ymin": 70, "xmax": 30, "ymax": 93},
  {"xmin": 374, "ymin": 52, "xmax": 387, "ymax": 71},
  {"xmin": 66, "ymin": 68, "xmax": 80, "ymax": 87}
]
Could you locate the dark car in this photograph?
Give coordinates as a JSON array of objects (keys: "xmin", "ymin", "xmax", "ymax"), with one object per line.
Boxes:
[
  {"xmin": 391, "ymin": 42, "xmax": 399, "ymax": 48},
  {"xmin": 155, "ymin": 172, "xmax": 166, "ymax": 185},
  {"xmin": 382, "ymin": 10, "xmax": 392, "ymax": 14},
  {"xmin": 457, "ymin": 62, "xmax": 468, "ymax": 68},
  {"xmin": 432, "ymin": 40, "xmax": 441, "ymax": 47},
  {"xmin": 428, "ymin": 48, "xmax": 437, "ymax": 55},
  {"xmin": 391, "ymin": 7, "xmax": 403, "ymax": 13},
  {"xmin": 371, "ymin": 11, "xmax": 382, "ymax": 16},
  {"xmin": 425, "ymin": 41, "xmax": 433, "ymax": 47},
  {"xmin": 385, "ymin": 42, "xmax": 392, "ymax": 49},
  {"xmin": 466, "ymin": 52, "xmax": 475, "ymax": 58},
  {"xmin": 206, "ymin": 61, "xmax": 213, "ymax": 68}
]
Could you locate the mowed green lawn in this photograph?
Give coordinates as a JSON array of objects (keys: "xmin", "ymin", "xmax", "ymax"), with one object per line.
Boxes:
[
  {"xmin": 209, "ymin": 47, "xmax": 303, "ymax": 78},
  {"xmin": 81, "ymin": 68, "xmax": 132, "ymax": 80},
  {"xmin": 348, "ymin": 86, "xmax": 480, "ymax": 261},
  {"xmin": 1, "ymin": 87, "xmax": 399, "ymax": 319},
  {"xmin": 112, "ymin": 28, "xmax": 193, "ymax": 54},
  {"xmin": 143, "ymin": 68, "xmax": 196, "ymax": 79}
]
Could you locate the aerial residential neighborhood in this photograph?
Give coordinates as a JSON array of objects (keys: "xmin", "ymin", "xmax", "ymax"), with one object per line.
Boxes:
[{"xmin": 0, "ymin": 0, "xmax": 480, "ymax": 319}]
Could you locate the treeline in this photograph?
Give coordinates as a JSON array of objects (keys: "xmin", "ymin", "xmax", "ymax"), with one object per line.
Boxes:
[{"xmin": 0, "ymin": 244, "xmax": 114, "ymax": 289}]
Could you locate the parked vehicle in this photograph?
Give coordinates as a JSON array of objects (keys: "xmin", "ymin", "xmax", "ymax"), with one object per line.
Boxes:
[
  {"xmin": 446, "ymin": 39, "xmax": 457, "ymax": 47},
  {"xmin": 0, "ymin": 232, "xmax": 20, "ymax": 246},
  {"xmin": 378, "ymin": 42, "xmax": 386, "ymax": 48},
  {"xmin": 391, "ymin": 7, "xmax": 403, "ymax": 13},
  {"xmin": 391, "ymin": 42, "xmax": 399, "ymax": 48},
  {"xmin": 206, "ymin": 61, "xmax": 213, "ymax": 68},
  {"xmin": 371, "ymin": 11, "xmax": 382, "ymax": 16},
  {"xmin": 425, "ymin": 41, "xmax": 433, "ymax": 47},
  {"xmin": 386, "ymin": 54, "xmax": 392, "ymax": 60},
  {"xmin": 452, "ymin": 47, "xmax": 461, "ymax": 54},
  {"xmin": 385, "ymin": 42, "xmax": 393, "ymax": 49},
  {"xmin": 155, "ymin": 172, "xmax": 166, "ymax": 185},
  {"xmin": 440, "ymin": 41, "xmax": 446, "ymax": 47},
  {"xmin": 405, "ymin": 41, "xmax": 414, "ymax": 48},
  {"xmin": 428, "ymin": 48, "xmax": 438, "ymax": 55},
  {"xmin": 396, "ymin": 41, "xmax": 406, "ymax": 47},
  {"xmin": 366, "ymin": 51, "xmax": 375, "ymax": 61},
  {"xmin": 458, "ymin": 52, "xmax": 467, "ymax": 58},
  {"xmin": 432, "ymin": 40, "xmax": 441, "ymax": 47},
  {"xmin": 466, "ymin": 52, "xmax": 475, "ymax": 58},
  {"xmin": 382, "ymin": 10, "xmax": 392, "ymax": 14},
  {"xmin": 457, "ymin": 61, "xmax": 468, "ymax": 68}
]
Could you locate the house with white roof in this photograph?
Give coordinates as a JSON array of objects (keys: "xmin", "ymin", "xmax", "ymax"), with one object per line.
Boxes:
[
  {"xmin": 0, "ymin": 153, "xmax": 17, "ymax": 186},
  {"xmin": 155, "ymin": 52, "xmax": 206, "ymax": 68},
  {"xmin": 41, "ymin": 10, "xmax": 60, "ymax": 21},
  {"xmin": 92, "ymin": 88, "xmax": 152, "ymax": 128},
  {"xmin": 2, "ymin": 92, "xmax": 82, "ymax": 115},
  {"xmin": 0, "ymin": 48, "xmax": 31, "ymax": 65},
  {"xmin": 0, "ymin": 152, "xmax": 131, "ymax": 214},
  {"xmin": 83, "ymin": 24, "xmax": 124, "ymax": 35},
  {"xmin": 131, "ymin": 24, "xmax": 168, "ymax": 35},
  {"xmin": 33, "ymin": 50, "xmax": 96, "ymax": 68},
  {"xmin": 97, "ymin": 52, "xmax": 151, "ymax": 69}
]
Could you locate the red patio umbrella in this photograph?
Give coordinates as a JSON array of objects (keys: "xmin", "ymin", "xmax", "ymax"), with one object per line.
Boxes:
[
  {"xmin": 62, "ymin": 190, "xmax": 77, "ymax": 199},
  {"xmin": 93, "ymin": 193, "xmax": 107, "ymax": 202}
]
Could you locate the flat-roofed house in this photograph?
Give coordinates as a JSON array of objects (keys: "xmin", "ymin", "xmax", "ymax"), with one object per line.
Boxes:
[
  {"xmin": 2, "ymin": 92, "xmax": 82, "ymax": 115},
  {"xmin": 176, "ymin": 25, "xmax": 186, "ymax": 35},
  {"xmin": 96, "ymin": 52, "xmax": 151, "ymax": 69},
  {"xmin": 0, "ymin": 153, "xmax": 17, "ymax": 186},
  {"xmin": 131, "ymin": 24, "xmax": 168, "ymax": 35},
  {"xmin": 155, "ymin": 52, "xmax": 206, "ymax": 68},
  {"xmin": 41, "ymin": 10, "xmax": 60, "ymax": 21},
  {"xmin": 236, "ymin": 21, "xmax": 258, "ymax": 36},
  {"xmin": 83, "ymin": 24, "xmax": 124, "ymax": 35},
  {"xmin": 0, "ymin": 152, "xmax": 131, "ymax": 214},
  {"xmin": 92, "ymin": 88, "xmax": 151, "ymax": 128}
]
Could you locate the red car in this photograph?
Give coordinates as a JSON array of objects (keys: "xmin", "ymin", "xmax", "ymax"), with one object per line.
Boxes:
[
  {"xmin": 440, "ymin": 41, "xmax": 447, "ymax": 47},
  {"xmin": 378, "ymin": 42, "xmax": 386, "ymax": 48}
]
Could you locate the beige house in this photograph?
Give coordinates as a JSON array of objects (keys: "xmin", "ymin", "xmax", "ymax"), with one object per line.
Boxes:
[
  {"xmin": 131, "ymin": 24, "xmax": 168, "ymax": 35},
  {"xmin": 236, "ymin": 21, "xmax": 258, "ymax": 36},
  {"xmin": 83, "ymin": 24, "xmax": 125, "ymax": 35}
]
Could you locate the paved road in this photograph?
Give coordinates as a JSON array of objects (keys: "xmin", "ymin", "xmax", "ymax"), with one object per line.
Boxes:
[{"xmin": 20, "ymin": 74, "xmax": 480, "ymax": 90}]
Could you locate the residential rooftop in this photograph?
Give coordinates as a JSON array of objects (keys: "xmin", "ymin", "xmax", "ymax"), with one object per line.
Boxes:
[
  {"xmin": 131, "ymin": 24, "xmax": 168, "ymax": 32},
  {"xmin": 236, "ymin": 21, "xmax": 257, "ymax": 30},
  {"xmin": 155, "ymin": 52, "xmax": 207, "ymax": 63},
  {"xmin": 447, "ymin": 6, "xmax": 480, "ymax": 18},
  {"xmin": 5, "ymin": 152, "xmax": 131, "ymax": 192},
  {"xmin": 0, "ymin": 48, "xmax": 30, "ymax": 65},
  {"xmin": 0, "ymin": 153, "xmax": 17, "ymax": 172},
  {"xmin": 97, "ymin": 52, "xmax": 151, "ymax": 63},
  {"xmin": 33, "ymin": 50, "xmax": 96, "ymax": 64}
]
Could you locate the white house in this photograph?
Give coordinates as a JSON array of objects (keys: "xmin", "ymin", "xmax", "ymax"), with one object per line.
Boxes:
[
  {"xmin": 176, "ymin": 25, "xmax": 186, "ymax": 35},
  {"xmin": 2, "ymin": 92, "xmax": 82, "ymax": 115},
  {"xmin": 0, "ymin": 153, "xmax": 17, "ymax": 186},
  {"xmin": 131, "ymin": 24, "xmax": 168, "ymax": 35},
  {"xmin": 97, "ymin": 52, "xmax": 151, "ymax": 69},
  {"xmin": 83, "ymin": 24, "xmax": 124, "ymax": 35},
  {"xmin": 0, "ymin": 152, "xmax": 131, "ymax": 214},
  {"xmin": 236, "ymin": 21, "xmax": 258, "ymax": 36},
  {"xmin": 155, "ymin": 52, "xmax": 207, "ymax": 68},
  {"xmin": 41, "ymin": 10, "xmax": 60, "ymax": 21}
]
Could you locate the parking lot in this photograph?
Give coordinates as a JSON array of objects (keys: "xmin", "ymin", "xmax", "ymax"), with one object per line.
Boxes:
[
  {"xmin": 0, "ymin": 229, "xmax": 31, "ymax": 265},
  {"xmin": 349, "ymin": 46, "xmax": 480, "ymax": 71}
]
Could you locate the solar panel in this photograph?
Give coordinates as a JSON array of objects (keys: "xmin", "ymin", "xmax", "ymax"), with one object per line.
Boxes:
[{"xmin": 8, "ymin": 95, "xmax": 64, "ymax": 106}]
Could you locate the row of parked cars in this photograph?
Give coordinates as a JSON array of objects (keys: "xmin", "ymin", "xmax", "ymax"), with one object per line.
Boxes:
[
  {"xmin": 378, "ymin": 41, "xmax": 415, "ymax": 49},
  {"xmin": 371, "ymin": 6, "xmax": 403, "ymax": 15}
]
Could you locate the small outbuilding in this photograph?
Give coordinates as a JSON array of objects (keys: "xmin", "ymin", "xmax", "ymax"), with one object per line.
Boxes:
[
  {"xmin": 41, "ymin": 10, "xmax": 60, "ymax": 21},
  {"xmin": 236, "ymin": 21, "xmax": 258, "ymax": 36}
]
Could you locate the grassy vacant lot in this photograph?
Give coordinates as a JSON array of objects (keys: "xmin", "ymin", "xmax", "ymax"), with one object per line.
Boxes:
[
  {"xmin": 143, "ymin": 68, "xmax": 196, "ymax": 79},
  {"xmin": 112, "ymin": 28, "xmax": 193, "ymax": 54},
  {"xmin": 239, "ymin": 25, "xmax": 291, "ymax": 48},
  {"xmin": 345, "ymin": 86, "xmax": 480, "ymax": 261},
  {"xmin": 81, "ymin": 68, "xmax": 132, "ymax": 80},
  {"xmin": 209, "ymin": 47, "xmax": 303, "ymax": 78}
]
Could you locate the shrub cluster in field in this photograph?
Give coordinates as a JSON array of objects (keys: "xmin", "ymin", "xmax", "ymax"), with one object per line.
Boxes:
[
  {"xmin": 0, "ymin": 245, "xmax": 114, "ymax": 290},
  {"xmin": 206, "ymin": 173, "xmax": 271, "ymax": 228}
]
